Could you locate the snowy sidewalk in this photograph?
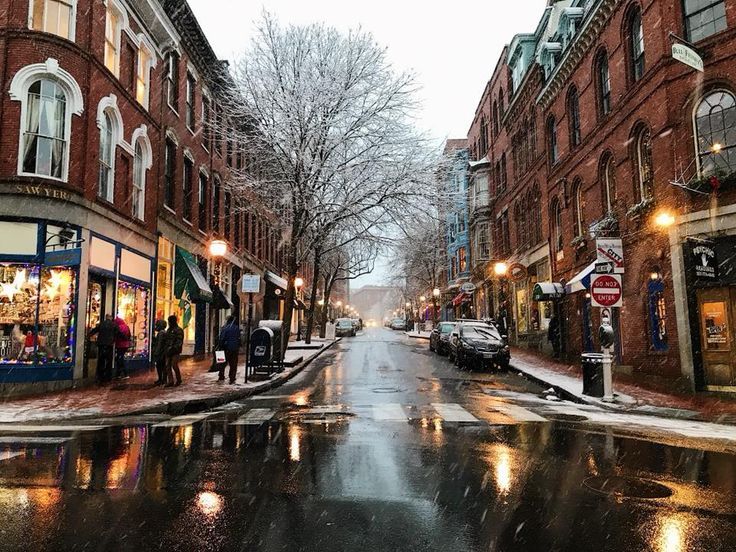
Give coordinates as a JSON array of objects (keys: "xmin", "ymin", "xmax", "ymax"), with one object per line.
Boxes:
[
  {"xmin": 510, "ymin": 347, "xmax": 736, "ymax": 425},
  {"xmin": 0, "ymin": 339, "xmax": 339, "ymax": 424},
  {"xmin": 406, "ymin": 331, "xmax": 431, "ymax": 340}
]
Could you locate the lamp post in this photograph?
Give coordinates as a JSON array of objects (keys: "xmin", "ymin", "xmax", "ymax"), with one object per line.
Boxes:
[
  {"xmin": 209, "ymin": 239, "xmax": 228, "ymax": 368},
  {"xmin": 405, "ymin": 301, "xmax": 411, "ymax": 328},
  {"xmin": 295, "ymin": 277, "xmax": 304, "ymax": 342},
  {"xmin": 433, "ymin": 287, "xmax": 441, "ymax": 325},
  {"xmin": 493, "ymin": 261, "xmax": 509, "ymax": 335},
  {"xmin": 336, "ymin": 300, "xmax": 343, "ymax": 318}
]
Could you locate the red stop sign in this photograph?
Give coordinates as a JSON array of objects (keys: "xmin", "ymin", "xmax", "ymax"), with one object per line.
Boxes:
[{"xmin": 591, "ymin": 274, "xmax": 622, "ymax": 307}]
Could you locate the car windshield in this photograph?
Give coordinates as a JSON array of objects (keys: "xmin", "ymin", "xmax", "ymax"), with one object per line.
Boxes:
[
  {"xmin": 337, "ymin": 320, "xmax": 352, "ymax": 327},
  {"xmin": 441, "ymin": 324, "xmax": 454, "ymax": 334},
  {"xmin": 462, "ymin": 326, "xmax": 501, "ymax": 340}
]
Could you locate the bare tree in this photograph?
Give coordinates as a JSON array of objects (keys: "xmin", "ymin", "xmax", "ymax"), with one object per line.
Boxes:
[{"xmin": 223, "ymin": 14, "xmax": 431, "ymax": 354}]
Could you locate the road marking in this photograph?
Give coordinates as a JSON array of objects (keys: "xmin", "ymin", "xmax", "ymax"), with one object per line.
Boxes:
[
  {"xmin": 231, "ymin": 409, "xmax": 276, "ymax": 425},
  {"xmin": 489, "ymin": 403, "xmax": 548, "ymax": 423},
  {"xmin": 372, "ymin": 404, "xmax": 408, "ymax": 422},
  {"xmin": 152, "ymin": 414, "xmax": 211, "ymax": 428},
  {"xmin": 0, "ymin": 424, "xmax": 106, "ymax": 433},
  {"xmin": 431, "ymin": 403, "xmax": 479, "ymax": 423},
  {"xmin": 0, "ymin": 436, "xmax": 71, "ymax": 445}
]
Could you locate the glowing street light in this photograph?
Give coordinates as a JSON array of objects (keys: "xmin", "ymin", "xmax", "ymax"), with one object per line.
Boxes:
[
  {"xmin": 433, "ymin": 288, "xmax": 441, "ymax": 298},
  {"xmin": 654, "ymin": 211, "xmax": 676, "ymax": 229},
  {"xmin": 405, "ymin": 301, "xmax": 411, "ymax": 308},
  {"xmin": 420, "ymin": 295, "xmax": 426, "ymax": 302},
  {"xmin": 294, "ymin": 277, "xmax": 304, "ymax": 289},
  {"xmin": 494, "ymin": 262, "xmax": 509, "ymax": 277},
  {"xmin": 209, "ymin": 239, "xmax": 228, "ymax": 258}
]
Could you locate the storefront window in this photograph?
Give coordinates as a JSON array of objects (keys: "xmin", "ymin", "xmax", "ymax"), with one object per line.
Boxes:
[
  {"xmin": 701, "ymin": 301, "xmax": 729, "ymax": 351},
  {"xmin": 156, "ymin": 237, "xmax": 196, "ymax": 344},
  {"xmin": 648, "ymin": 278, "xmax": 668, "ymax": 351},
  {"xmin": 117, "ymin": 281, "xmax": 150, "ymax": 360},
  {"xmin": 516, "ymin": 288, "xmax": 528, "ymax": 333},
  {"xmin": 0, "ymin": 264, "xmax": 76, "ymax": 365}
]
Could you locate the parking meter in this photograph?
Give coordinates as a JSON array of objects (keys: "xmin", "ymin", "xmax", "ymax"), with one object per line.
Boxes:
[
  {"xmin": 598, "ymin": 317, "xmax": 615, "ymax": 402},
  {"xmin": 599, "ymin": 323, "xmax": 615, "ymax": 349}
]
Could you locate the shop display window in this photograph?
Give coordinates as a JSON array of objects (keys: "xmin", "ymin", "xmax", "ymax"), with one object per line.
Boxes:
[
  {"xmin": 0, "ymin": 264, "xmax": 76, "ymax": 365},
  {"xmin": 117, "ymin": 281, "xmax": 150, "ymax": 360},
  {"xmin": 155, "ymin": 239, "xmax": 196, "ymax": 343}
]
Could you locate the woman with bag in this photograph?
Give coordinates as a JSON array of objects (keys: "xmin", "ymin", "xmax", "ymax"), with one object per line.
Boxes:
[{"xmin": 164, "ymin": 314, "xmax": 184, "ymax": 387}]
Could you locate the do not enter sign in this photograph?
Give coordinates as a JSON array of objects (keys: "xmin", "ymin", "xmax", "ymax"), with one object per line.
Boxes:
[{"xmin": 590, "ymin": 274, "xmax": 622, "ymax": 308}]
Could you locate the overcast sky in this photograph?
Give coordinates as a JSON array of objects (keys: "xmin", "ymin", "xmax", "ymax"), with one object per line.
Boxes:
[{"xmin": 187, "ymin": 0, "xmax": 547, "ymax": 287}]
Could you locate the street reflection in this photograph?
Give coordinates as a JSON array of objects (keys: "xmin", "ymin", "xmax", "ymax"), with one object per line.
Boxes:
[
  {"xmin": 653, "ymin": 512, "xmax": 691, "ymax": 552},
  {"xmin": 481, "ymin": 443, "xmax": 518, "ymax": 497},
  {"xmin": 174, "ymin": 425, "xmax": 193, "ymax": 452},
  {"xmin": 197, "ymin": 490, "xmax": 223, "ymax": 517},
  {"xmin": 289, "ymin": 424, "xmax": 301, "ymax": 461}
]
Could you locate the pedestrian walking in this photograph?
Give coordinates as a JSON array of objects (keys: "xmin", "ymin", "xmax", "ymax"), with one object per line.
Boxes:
[
  {"xmin": 165, "ymin": 314, "xmax": 184, "ymax": 387},
  {"xmin": 548, "ymin": 314, "xmax": 561, "ymax": 359},
  {"xmin": 89, "ymin": 314, "xmax": 117, "ymax": 383},
  {"xmin": 151, "ymin": 319, "xmax": 168, "ymax": 385},
  {"xmin": 113, "ymin": 316, "xmax": 132, "ymax": 379},
  {"xmin": 217, "ymin": 315, "xmax": 241, "ymax": 384}
]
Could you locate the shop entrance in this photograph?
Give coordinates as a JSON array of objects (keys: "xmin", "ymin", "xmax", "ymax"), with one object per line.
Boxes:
[
  {"xmin": 697, "ymin": 287, "xmax": 736, "ymax": 389},
  {"xmin": 84, "ymin": 276, "xmax": 110, "ymax": 378}
]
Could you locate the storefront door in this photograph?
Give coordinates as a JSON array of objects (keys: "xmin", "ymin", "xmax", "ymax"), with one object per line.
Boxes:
[
  {"xmin": 84, "ymin": 276, "xmax": 108, "ymax": 378},
  {"xmin": 697, "ymin": 287, "xmax": 736, "ymax": 388}
]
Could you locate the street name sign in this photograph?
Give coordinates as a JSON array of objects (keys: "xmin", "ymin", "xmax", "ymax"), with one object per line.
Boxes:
[
  {"xmin": 595, "ymin": 261, "xmax": 614, "ymax": 274},
  {"xmin": 596, "ymin": 238, "xmax": 624, "ymax": 274},
  {"xmin": 591, "ymin": 274, "xmax": 622, "ymax": 308},
  {"xmin": 242, "ymin": 274, "xmax": 261, "ymax": 294}
]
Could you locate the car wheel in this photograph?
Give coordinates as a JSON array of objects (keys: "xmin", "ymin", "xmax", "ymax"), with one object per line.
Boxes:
[
  {"xmin": 455, "ymin": 351, "xmax": 463, "ymax": 369},
  {"xmin": 429, "ymin": 340, "xmax": 435, "ymax": 352}
]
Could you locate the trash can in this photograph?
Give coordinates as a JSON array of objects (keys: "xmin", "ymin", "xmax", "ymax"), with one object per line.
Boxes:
[{"xmin": 581, "ymin": 353, "xmax": 604, "ymax": 397}]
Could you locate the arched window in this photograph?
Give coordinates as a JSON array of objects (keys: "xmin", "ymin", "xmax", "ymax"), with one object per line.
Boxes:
[
  {"xmin": 596, "ymin": 50, "xmax": 611, "ymax": 116},
  {"xmin": 567, "ymin": 86, "xmax": 581, "ymax": 147},
  {"xmin": 22, "ymin": 79, "xmax": 68, "ymax": 179},
  {"xmin": 572, "ymin": 179, "xmax": 584, "ymax": 237},
  {"xmin": 531, "ymin": 185, "xmax": 542, "ymax": 245},
  {"xmin": 547, "ymin": 116, "xmax": 558, "ymax": 165},
  {"xmin": 601, "ymin": 154, "xmax": 617, "ymax": 213},
  {"xmin": 694, "ymin": 90, "xmax": 736, "ymax": 176},
  {"xmin": 633, "ymin": 125, "xmax": 653, "ymax": 202},
  {"xmin": 98, "ymin": 111, "xmax": 114, "ymax": 201},
  {"xmin": 551, "ymin": 199, "xmax": 563, "ymax": 256},
  {"xmin": 492, "ymin": 101, "xmax": 499, "ymax": 136},
  {"xmin": 132, "ymin": 140, "xmax": 145, "ymax": 220},
  {"xmin": 627, "ymin": 7, "xmax": 645, "ymax": 83}
]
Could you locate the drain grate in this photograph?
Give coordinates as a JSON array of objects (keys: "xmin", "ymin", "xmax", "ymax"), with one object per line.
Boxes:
[{"xmin": 584, "ymin": 476, "xmax": 673, "ymax": 499}]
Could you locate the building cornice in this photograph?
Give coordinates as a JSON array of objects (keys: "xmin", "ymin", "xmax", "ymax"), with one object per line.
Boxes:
[{"xmin": 536, "ymin": 0, "xmax": 620, "ymax": 110}]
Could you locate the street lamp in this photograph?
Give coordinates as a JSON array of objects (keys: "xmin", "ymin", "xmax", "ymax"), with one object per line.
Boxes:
[
  {"xmin": 209, "ymin": 239, "xmax": 228, "ymax": 258},
  {"xmin": 209, "ymin": 239, "xmax": 228, "ymax": 373},
  {"xmin": 295, "ymin": 276, "xmax": 304, "ymax": 341},
  {"xmin": 654, "ymin": 211, "xmax": 676, "ymax": 229},
  {"xmin": 494, "ymin": 262, "xmax": 508, "ymax": 277},
  {"xmin": 432, "ymin": 288, "xmax": 441, "ymax": 325}
]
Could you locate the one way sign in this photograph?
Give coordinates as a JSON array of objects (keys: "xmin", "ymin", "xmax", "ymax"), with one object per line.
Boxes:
[{"xmin": 596, "ymin": 238, "xmax": 624, "ymax": 274}]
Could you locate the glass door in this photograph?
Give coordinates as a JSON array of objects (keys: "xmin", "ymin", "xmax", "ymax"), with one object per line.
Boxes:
[
  {"xmin": 697, "ymin": 287, "xmax": 735, "ymax": 389},
  {"xmin": 84, "ymin": 278, "xmax": 106, "ymax": 378}
]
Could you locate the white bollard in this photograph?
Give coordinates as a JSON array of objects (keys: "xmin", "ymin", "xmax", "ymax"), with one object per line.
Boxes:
[{"xmin": 602, "ymin": 346, "xmax": 614, "ymax": 402}]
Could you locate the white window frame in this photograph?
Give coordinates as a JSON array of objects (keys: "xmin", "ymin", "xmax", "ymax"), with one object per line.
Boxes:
[
  {"xmin": 95, "ymin": 95, "xmax": 123, "ymax": 202},
  {"xmin": 28, "ymin": 0, "xmax": 77, "ymax": 41},
  {"xmin": 9, "ymin": 58, "xmax": 84, "ymax": 183},
  {"xmin": 103, "ymin": 0, "xmax": 127, "ymax": 78},
  {"xmin": 693, "ymin": 89, "xmax": 736, "ymax": 177},
  {"xmin": 573, "ymin": 182, "xmax": 584, "ymax": 236},
  {"xmin": 603, "ymin": 156, "xmax": 615, "ymax": 212},
  {"xmin": 131, "ymin": 126, "xmax": 152, "ymax": 221},
  {"xmin": 135, "ymin": 36, "xmax": 156, "ymax": 109}
]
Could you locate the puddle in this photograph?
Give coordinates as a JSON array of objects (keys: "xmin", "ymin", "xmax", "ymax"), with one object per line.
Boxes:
[{"xmin": 584, "ymin": 476, "xmax": 673, "ymax": 499}]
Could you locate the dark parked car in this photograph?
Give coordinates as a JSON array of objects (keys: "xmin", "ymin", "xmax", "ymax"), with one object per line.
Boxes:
[
  {"xmin": 429, "ymin": 322, "xmax": 456, "ymax": 355},
  {"xmin": 448, "ymin": 322, "xmax": 510, "ymax": 371},
  {"xmin": 336, "ymin": 318, "xmax": 356, "ymax": 337}
]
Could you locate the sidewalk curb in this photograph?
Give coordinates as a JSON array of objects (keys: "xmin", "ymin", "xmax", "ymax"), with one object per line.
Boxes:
[
  {"xmin": 508, "ymin": 362, "xmax": 589, "ymax": 406},
  {"xmin": 18, "ymin": 339, "xmax": 342, "ymax": 423}
]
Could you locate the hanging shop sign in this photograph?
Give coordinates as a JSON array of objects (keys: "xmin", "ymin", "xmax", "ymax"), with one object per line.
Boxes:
[
  {"xmin": 596, "ymin": 238, "xmax": 624, "ymax": 274},
  {"xmin": 691, "ymin": 243, "xmax": 718, "ymax": 281},
  {"xmin": 509, "ymin": 263, "xmax": 527, "ymax": 282},
  {"xmin": 460, "ymin": 282, "xmax": 476, "ymax": 293},
  {"xmin": 672, "ymin": 43, "xmax": 704, "ymax": 73}
]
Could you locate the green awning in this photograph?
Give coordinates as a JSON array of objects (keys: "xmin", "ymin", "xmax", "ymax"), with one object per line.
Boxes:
[
  {"xmin": 532, "ymin": 282, "xmax": 564, "ymax": 301},
  {"xmin": 175, "ymin": 247, "xmax": 212, "ymax": 303},
  {"xmin": 212, "ymin": 283, "xmax": 234, "ymax": 310}
]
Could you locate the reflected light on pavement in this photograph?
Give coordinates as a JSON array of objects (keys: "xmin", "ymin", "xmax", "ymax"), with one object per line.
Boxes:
[
  {"xmin": 175, "ymin": 425, "xmax": 193, "ymax": 451},
  {"xmin": 495, "ymin": 448, "xmax": 512, "ymax": 495},
  {"xmin": 197, "ymin": 491, "xmax": 223, "ymax": 517},
  {"xmin": 656, "ymin": 514, "xmax": 688, "ymax": 552},
  {"xmin": 292, "ymin": 392, "xmax": 309, "ymax": 406},
  {"xmin": 289, "ymin": 424, "xmax": 301, "ymax": 462}
]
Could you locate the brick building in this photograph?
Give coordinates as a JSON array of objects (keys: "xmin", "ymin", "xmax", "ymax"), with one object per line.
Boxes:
[
  {"xmin": 466, "ymin": 0, "xmax": 736, "ymax": 392},
  {"xmin": 0, "ymin": 0, "xmax": 287, "ymax": 395}
]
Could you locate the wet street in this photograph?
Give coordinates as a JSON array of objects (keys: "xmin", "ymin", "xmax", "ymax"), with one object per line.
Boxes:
[{"xmin": 1, "ymin": 329, "xmax": 736, "ymax": 551}]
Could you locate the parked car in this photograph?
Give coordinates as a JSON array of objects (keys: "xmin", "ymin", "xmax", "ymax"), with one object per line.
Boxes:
[
  {"xmin": 448, "ymin": 322, "xmax": 510, "ymax": 370},
  {"xmin": 336, "ymin": 318, "xmax": 356, "ymax": 337},
  {"xmin": 352, "ymin": 318, "xmax": 362, "ymax": 331},
  {"xmin": 429, "ymin": 322, "xmax": 457, "ymax": 355},
  {"xmin": 390, "ymin": 318, "xmax": 407, "ymax": 330}
]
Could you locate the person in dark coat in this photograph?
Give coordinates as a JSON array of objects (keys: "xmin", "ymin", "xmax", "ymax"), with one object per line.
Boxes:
[
  {"xmin": 151, "ymin": 319, "xmax": 168, "ymax": 385},
  {"xmin": 218, "ymin": 315, "xmax": 241, "ymax": 384},
  {"xmin": 548, "ymin": 314, "xmax": 561, "ymax": 358},
  {"xmin": 89, "ymin": 314, "xmax": 117, "ymax": 384},
  {"xmin": 113, "ymin": 316, "xmax": 132, "ymax": 379},
  {"xmin": 165, "ymin": 314, "xmax": 184, "ymax": 387}
]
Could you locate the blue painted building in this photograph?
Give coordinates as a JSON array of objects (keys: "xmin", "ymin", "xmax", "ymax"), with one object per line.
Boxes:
[{"xmin": 441, "ymin": 140, "xmax": 472, "ymax": 320}]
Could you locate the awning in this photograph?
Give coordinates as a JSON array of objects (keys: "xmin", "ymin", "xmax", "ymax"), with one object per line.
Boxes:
[
  {"xmin": 452, "ymin": 292, "xmax": 472, "ymax": 306},
  {"xmin": 532, "ymin": 282, "xmax": 564, "ymax": 301},
  {"xmin": 174, "ymin": 247, "xmax": 212, "ymax": 303},
  {"xmin": 265, "ymin": 270, "xmax": 288, "ymax": 291},
  {"xmin": 565, "ymin": 261, "xmax": 597, "ymax": 294},
  {"xmin": 212, "ymin": 284, "xmax": 234, "ymax": 310}
]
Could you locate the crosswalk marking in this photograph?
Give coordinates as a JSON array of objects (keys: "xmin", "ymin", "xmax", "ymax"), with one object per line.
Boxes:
[
  {"xmin": 152, "ymin": 414, "xmax": 211, "ymax": 428},
  {"xmin": 231, "ymin": 409, "xmax": 276, "ymax": 425},
  {"xmin": 0, "ymin": 424, "xmax": 106, "ymax": 433},
  {"xmin": 372, "ymin": 403, "xmax": 408, "ymax": 422},
  {"xmin": 431, "ymin": 403, "xmax": 479, "ymax": 423},
  {"xmin": 488, "ymin": 403, "xmax": 548, "ymax": 423}
]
